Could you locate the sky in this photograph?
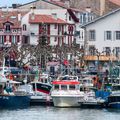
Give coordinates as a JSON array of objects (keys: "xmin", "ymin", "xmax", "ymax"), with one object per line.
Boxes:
[{"xmin": 0, "ymin": 0, "xmax": 33, "ymax": 7}]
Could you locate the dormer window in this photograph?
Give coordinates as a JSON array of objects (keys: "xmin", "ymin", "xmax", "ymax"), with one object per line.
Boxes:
[{"xmin": 6, "ymin": 24, "xmax": 11, "ymax": 32}]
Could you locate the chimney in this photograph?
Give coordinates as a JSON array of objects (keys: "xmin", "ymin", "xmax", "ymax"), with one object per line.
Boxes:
[
  {"xmin": 85, "ymin": 7, "xmax": 91, "ymax": 13},
  {"xmin": 31, "ymin": 13, "xmax": 35, "ymax": 20},
  {"xmin": 30, "ymin": 6, "xmax": 36, "ymax": 20},
  {"xmin": 100, "ymin": 0, "xmax": 105, "ymax": 16},
  {"xmin": 64, "ymin": 1, "xmax": 70, "ymax": 8},
  {"xmin": 18, "ymin": 13, "xmax": 21, "ymax": 21}
]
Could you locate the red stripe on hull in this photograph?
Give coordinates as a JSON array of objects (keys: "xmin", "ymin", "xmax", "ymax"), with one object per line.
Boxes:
[{"xmin": 33, "ymin": 89, "xmax": 50, "ymax": 94}]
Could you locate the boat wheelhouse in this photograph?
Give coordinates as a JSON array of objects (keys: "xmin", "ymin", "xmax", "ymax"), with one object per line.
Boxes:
[{"xmin": 51, "ymin": 80, "xmax": 84, "ymax": 107}]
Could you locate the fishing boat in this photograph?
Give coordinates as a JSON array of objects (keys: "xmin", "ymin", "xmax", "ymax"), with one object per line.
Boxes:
[
  {"xmin": 79, "ymin": 89, "xmax": 105, "ymax": 108},
  {"xmin": 107, "ymin": 84, "xmax": 120, "ymax": 108},
  {"xmin": 51, "ymin": 75, "xmax": 84, "ymax": 107},
  {"xmin": 0, "ymin": 78, "xmax": 30, "ymax": 109},
  {"xmin": 79, "ymin": 76, "xmax": 94, "ymax": 88},
  {"xmin": 28, "ymin": 72, "xmax": 53, "ymax": 105}
]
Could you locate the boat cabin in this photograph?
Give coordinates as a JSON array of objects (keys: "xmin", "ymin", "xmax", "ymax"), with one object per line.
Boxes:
[
  {"xmin": 56, "ymin": 75, "xmax": 79, "ymax": 81},
  {"xmin": 52, "ymin": 81, "xmax": 80, "ymax": 91},
  {"xmin": 108, "ymin": 78, "xmax": 120, "ymax": 84},
  {"xmin": 39, "ymin": 73, "xmax": 50, "ymax": 84},
  {"xmin": 79, "ymin": 77, "xmax": 93, "ymax": 87},
  {"xmin": 112, "ymin": 84, "xmax": 120, "ymax": 91}
]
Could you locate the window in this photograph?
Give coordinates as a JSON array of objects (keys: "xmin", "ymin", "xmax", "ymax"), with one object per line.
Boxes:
[
  {"xmin": 54, "ymin": 24, "xmax": 57, "ymax": 29},
  {"xmin": 0, "ymin": 29, "xmax": 3, "ymax": 32},
  {"xmin": 115, "ymin": 47, "xmax": 120, "ymax": 57},
  {"xmin": 89, "ymin": 46, "xmax": 95, "ymax": 55},
  {"xmin": 11, "ymin": 36, "xmax": 17, "ymax": 43},
  {"xmin": 6, "ymin": 24, "xmax": 11, "ymax": 32},
  {"xmin": 69, "ymin": 85, "xmax": 75, "ymax": 90},
  {"xmin": 54, "ymin": 37, "xmax": 57, "ymax": 42},
  {"xmin": 23, "ymin": 35, "xmax": 29, "ymax": 44},
  {"xmin": 0, "ymin": 36, "xmax": 4, "ymax": 44},
  {"xmin": 13, "ymin": 29, "xmax": 17, "ymax": 32},
  {"xmin": 23, "ymin": 24, "xmax": 27, "ymax": 31},
  {"xmin": 69, "ymin": 16, "xmax": 71, "ymax": 21},
  {"xmin": 61, "ymin": 85, "xmax": 67, "ymax": 90},
  {"xmin": 54, "ymin": 85, "xmax": 59, "ymax": 90},
  {"xmin": 105, "ymin": 47, "xmax": 111, "ymax": 56},
  {"xmin": 105, "ymin": 31, "xmax": 112, "ymax": 40},
  {"xmin": 89, "ymin": 30, "xmax": 95, "ymax": 41},
  {"xmin": 115, "ymin": 31, "xmax": 120, "ymax": 40}
]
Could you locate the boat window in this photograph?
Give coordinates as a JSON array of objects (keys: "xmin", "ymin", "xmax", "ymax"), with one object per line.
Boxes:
[
  {"xmin": 45, "ymin": 79, "xmax": 47, "ymax": 83},
  {"xmin": 76, "ymin": 85, "xmax": 80, "ymax": 90},
  {"xmin": 41, "ymin": 79, "xmax": 43, "ymax": 83},
  {"xmin": 116, "ymin": 79, "xmax": 120, "ymax": 84},
  {"xmin": 54, "ymin": 85, "xmax": 59, "ymax": 90},
  {"xmin": 112, "ymin": 86, "xmax": 120, "ymax": 91},
  {"xmin": 69, "ymin": 85, "xmax": 75, "ymax": 90},
  {"xmin": 61, "ymin": 85, "xmax": 67, "ymax": 90}
]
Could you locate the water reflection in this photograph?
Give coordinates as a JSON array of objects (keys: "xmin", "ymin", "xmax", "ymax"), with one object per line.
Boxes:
[{"xmin": 0, "ymin": 107, "xmax": 120, "ymax": 120}]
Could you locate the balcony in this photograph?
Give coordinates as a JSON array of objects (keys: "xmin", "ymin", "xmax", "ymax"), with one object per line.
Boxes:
[{"xmin": 84, "ymin": 55, "xmax": 117, "ymax": 61}]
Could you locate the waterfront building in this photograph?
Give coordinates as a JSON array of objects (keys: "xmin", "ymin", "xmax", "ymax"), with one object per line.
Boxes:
[
  {"xmin": 21, "ymin": 9, "xmax": 77, "ymax": 46},
  {"xmin": 81, "ymin": 8, "xmax": 120, "ymax": 68},
  {"xmin": 0, "ymin": 10, "xmax": 26, "ymax": 47}
]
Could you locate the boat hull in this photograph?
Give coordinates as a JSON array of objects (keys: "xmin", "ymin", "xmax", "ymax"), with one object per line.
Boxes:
[
  {"xmin": 52, "ymin": 96, "xmax": 82, "ymax": 107},
  {"xmin": 109, "ymin": 102, "xmax": 120, "ymax": 108},
  {"xmin": 0, "ymin": 95, "xmax": 30, "ymax": 109},
  {"xmin": 108, "ymin": 96, "xmax": 120, "ymax": 108},
  {"xmin": 30, "ymin": 95, "xmax": 53, "ymax": 106}
]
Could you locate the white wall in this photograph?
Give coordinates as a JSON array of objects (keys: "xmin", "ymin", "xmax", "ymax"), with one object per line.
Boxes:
[{"xmin": 85, "ymin": 10, "xmax": 120, "ymax": 53}]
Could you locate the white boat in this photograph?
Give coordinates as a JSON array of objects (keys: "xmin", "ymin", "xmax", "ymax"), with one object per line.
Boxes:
[
  {"xmin": 51, "ymin": 75, "xmax": 84, "ymax": 107},
  {"xmin": 79, "ymin": 76, "xmax": 94, "ymax": 88},
  {"xmin": 79, "ymin": 90, "xmax": 105, "ymax": 108}
]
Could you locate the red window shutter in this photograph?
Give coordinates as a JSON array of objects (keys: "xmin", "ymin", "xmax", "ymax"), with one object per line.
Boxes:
[
  {"xmin": 4, "ymin": 35, "xmax": 6, "ymax": 42},
  {"xmin": 9, "ymin": 35, "xmax": 11, "ymax": 42},
  {"xmin": 47, "ymin": 24, "xmax": 50, "ymax": 35},
  {"xmin": 17, "ymin": 36, "xmax": 20, "ymax": 43},
  {"xmin": 62, "ymin": 25, "xmax": 64, "ymax": 35}
]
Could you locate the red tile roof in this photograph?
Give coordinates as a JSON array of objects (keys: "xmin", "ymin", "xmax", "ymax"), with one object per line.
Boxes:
[
  {"xmin": 29, "ymin": 14, "xmax": 67, "ymax": 24},
  {"xmin": 0, "ymin": 10, "xmax": 28, "ymax": 28},
  {"xmin": 109, "ymin": 0, "xmax": 120, "ymax": 6}
]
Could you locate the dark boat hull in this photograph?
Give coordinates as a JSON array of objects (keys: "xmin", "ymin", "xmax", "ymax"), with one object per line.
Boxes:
[
  {"xmin": 0, "ymin": 95, "xmax": 30, "ymax": 109},
  {"xmin": 32, "ymin": 82, "xmax": 52, "ymax": 94},
  {"xmin": 108, "ymin": 96, "xmax": 120, "ymax": 108}
]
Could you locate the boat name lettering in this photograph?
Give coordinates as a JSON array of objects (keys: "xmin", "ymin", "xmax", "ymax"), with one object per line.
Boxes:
[
  {"xmin": 41, "ymin": 85, "xmax": 49, "ymax": 89},
  {"xmin": 0, "ymin": 96, "xmax": 9, "ymax": 99}
]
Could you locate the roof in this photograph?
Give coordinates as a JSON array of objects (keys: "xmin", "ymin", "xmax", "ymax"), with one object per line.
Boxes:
[
  {"xmin": 81, "ymin": 7, "xmax": 120, "ymax": 28},
  {"xmin": 18, "ymin": 0, "xmax": 67, "ymax": 9},
  {"xmin": 52, "ymin": 81, "xmax": 80, "ymax": 85},
  {"xmin": 0, "ymin": 10, "xmax": 27, "ymax": 28},
  {"xmin": 29, "ymin": 14, "xmax": 67, "ymax": 24},
  {"xmin": 109, "ymin": 0, "xmax": 120, "ymax": 6}
]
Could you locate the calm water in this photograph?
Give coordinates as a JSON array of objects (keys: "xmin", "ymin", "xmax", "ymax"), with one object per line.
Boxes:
[{"xmin": 0, "ymin": 106, "xmax": 120, "ymax": 120}]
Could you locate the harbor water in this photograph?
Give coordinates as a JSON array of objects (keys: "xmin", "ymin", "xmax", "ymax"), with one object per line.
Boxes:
[{"xmin": 0, "ymin": 106, "xmax": 120, "ymax": 120}]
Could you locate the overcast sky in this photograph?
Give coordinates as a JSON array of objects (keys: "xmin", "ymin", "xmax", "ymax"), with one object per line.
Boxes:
[{"xmin": 0, "ymin": 0, "xmax": 33, "ymax": 7}]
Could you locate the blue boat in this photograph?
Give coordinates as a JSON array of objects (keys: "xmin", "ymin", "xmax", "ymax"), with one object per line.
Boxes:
[
  {"xmin": 0, "ymin": 75, "xmax": 30, "ymax": 109},
  {"xmin": 0, "ymin": 94, "xmax": 30, "ymax": 109}
]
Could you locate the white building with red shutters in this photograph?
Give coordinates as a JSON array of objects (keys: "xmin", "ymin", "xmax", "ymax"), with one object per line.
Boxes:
[
  {"xmin": 0, "ymin": 10, "xmax": 26, "ymax": 47},
  {"xmin": 21, "ymin": 9, "xmax": 77, "ymax": 46}
]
